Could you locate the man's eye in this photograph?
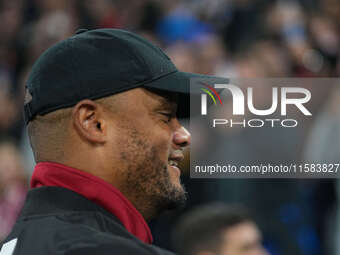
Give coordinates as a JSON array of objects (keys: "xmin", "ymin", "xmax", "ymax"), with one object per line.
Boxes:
[{"xmin": 160, "ymin": 113, "xmax": 172, "ymax": 122}]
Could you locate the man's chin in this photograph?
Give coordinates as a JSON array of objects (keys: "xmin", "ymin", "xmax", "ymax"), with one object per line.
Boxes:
[
  {"xmin": 163, "ymin": 182, "xmax": 187, "ymax": 210},
  {"xmin": 149, "ymin": 163, "xmax": 187, "ymax": 213}
]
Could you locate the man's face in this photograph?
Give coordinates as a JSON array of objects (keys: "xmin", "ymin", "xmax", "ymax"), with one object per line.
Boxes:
[
  {"xmin": 218, "ymin": 222, "xmax": 268, "ymax": 255},
  {"xmin": 104, "ymin": 88, "xmax": 190, "ymax": 217}
]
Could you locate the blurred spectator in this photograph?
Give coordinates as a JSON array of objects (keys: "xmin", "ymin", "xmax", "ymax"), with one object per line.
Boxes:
[
  {"xmin": 0, "ymin": 139, "xmax": 28, "ymax": 240},
  {"xmin": 173, "ymin": 203, "xmax": 268, "ymax": 255},
  {"xmin": 303, "ymin": 85, "xmax": 340, "ymax": 255},
  {"xmin": 166, "ymin": 42, "xmax": 197, "ymax": 73},
  {"xmin": 0, "ymin": 0, "xmax": 23, "ymax": 45},
  {"xmin": 27, "ymin": 11, "xmax": 76, "ymax": 65},
  {"xmin": 156, "ymin": 5, "xmax": 212, "ymax": 45},
  {"xmin": 0, "ymin": 69, "xmax": 22, "ymax": 141},
  {"xmin": 308, "ymin": 15, "xmax": 339, "ymax": 70},
  {"xmin": 77, "ymin": 0, "xmax": 121, "ymax": 29}
]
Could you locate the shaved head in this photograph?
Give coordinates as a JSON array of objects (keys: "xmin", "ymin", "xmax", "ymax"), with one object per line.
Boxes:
[{"xmin": 28, "ymin": 107, "xmax": 72, "ymax": 162}]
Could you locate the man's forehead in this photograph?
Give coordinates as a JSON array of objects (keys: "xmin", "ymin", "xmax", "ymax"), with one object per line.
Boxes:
[
  {"xmin": 143, "ymin": 88, "xmax": 179, "ymax": 107},
  {"xmin": 111, "ymin": 87, "xmax": 180, "ymax": 114}
]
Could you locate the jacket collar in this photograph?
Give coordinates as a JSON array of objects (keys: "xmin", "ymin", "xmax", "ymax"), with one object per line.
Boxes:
[{"xmin": 30, "ymin": 162, "xmax": 153, "ymax": 244}]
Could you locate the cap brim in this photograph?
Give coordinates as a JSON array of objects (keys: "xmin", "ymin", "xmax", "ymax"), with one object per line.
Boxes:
[
  {"xmin": 143, "ymin": 71, "xmax": 229, "ymax": 118},
  {"xmin": 143, "ymin": 71, "xmax": 229, "ymax": 94}
]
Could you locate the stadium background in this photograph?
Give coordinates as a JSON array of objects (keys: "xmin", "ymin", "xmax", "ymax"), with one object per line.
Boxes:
[{"xmin": 0, "ymin": 0, "xmax": 339, "ymax": 254}]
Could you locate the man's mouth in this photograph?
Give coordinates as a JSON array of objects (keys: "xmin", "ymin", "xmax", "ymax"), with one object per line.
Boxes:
[
  {"xmin": 168, "ymin": 152, "xmax": 184, "ymax": 176},
  {"xmin": 168, "ymin": 160, "xmax": 178, "ymax": 167},
  {"xmin": 168, "ymin": 160, "xmax": 180, "ymax": 176}
]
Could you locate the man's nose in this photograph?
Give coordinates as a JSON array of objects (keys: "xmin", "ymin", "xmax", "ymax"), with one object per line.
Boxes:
[{"xmin": 173, "ymin": 126, "xmax": 191, "ymax": 148}]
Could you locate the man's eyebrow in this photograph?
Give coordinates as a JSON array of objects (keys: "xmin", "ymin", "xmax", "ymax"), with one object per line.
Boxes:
[{"xmin": 155, "ymin": 98, "xmax": 177, "ymax": 111}]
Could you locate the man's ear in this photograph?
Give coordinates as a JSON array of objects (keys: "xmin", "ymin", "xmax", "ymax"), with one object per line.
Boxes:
[{"xmin": 72, "ymin": 99, "xmax": 107, "ymax": 144}]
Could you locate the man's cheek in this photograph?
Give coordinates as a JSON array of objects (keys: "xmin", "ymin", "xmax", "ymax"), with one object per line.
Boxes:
[{"xmin": 149, "ymin": 136, "xmax": 171, "ymax": 159}]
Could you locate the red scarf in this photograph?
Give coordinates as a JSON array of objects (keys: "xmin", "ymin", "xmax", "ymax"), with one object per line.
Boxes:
[{"xmin": 30, "ymin": 162, "xmax": 153, "ymax": 244}]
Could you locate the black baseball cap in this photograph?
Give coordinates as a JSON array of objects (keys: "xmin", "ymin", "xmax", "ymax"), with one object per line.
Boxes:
[{"xmin": 24, "ymin": 28, "xmax": 228, "ymax": 124}]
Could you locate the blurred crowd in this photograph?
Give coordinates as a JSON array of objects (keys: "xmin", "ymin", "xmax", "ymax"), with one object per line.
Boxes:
[{"xmin": 0, "ymin": 0, "xmax": 340, "ymax": 254}]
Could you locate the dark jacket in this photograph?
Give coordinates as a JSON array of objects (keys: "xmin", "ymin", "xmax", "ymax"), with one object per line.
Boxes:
[{"xmin": 0, "ymin": 186, "xmax": 175, "ymax": 255}]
